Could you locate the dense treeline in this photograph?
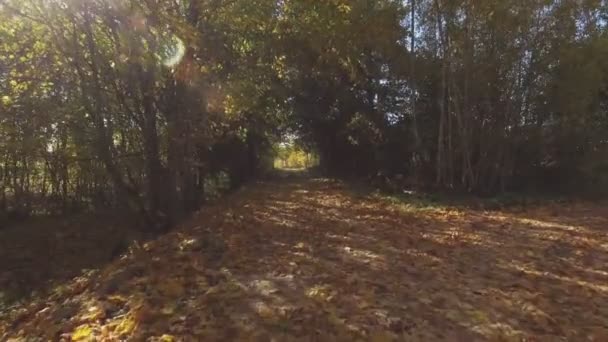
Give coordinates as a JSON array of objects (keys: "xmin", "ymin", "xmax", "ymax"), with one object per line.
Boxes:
[
  {"xmin": 0, "ymin": 0, "xmax": 282, "ymax": 228},
  {"xmin": 1, "ymin": 0, "xmax": 607, "ymax": 228}
]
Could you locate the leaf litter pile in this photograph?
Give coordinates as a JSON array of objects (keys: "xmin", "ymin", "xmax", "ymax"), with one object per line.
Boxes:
[{"xmin": 1, "ymin": 178, "xmax": 608, "ymax": 341}]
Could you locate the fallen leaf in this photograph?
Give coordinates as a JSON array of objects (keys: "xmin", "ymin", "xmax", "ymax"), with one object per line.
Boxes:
[
  {"xmin": 115, "ymin": 316, "xmax": 136, "ymax": 337},
  {"xmin": 160, "ymin": 334, "xmax": 177, "ymax": 342},
  {"xmin": 72, "ymin": 324, "xmax": 93, "ymax": 341}
]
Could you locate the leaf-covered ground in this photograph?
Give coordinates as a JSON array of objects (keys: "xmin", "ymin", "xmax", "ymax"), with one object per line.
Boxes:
[{"xmin": 1, "ymin": 177, "xmax": 608, "ymax": 341}]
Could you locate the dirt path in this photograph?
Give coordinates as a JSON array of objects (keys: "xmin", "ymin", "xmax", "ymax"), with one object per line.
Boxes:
[{"xmin": 2, "ymin": 177, "xmax": 608, "ymax": 341}]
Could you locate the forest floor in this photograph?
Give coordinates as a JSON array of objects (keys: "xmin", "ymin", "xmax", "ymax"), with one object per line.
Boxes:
[{"xmin": 1, "ymin": 174, "xmax": 608, "ymax": 341}]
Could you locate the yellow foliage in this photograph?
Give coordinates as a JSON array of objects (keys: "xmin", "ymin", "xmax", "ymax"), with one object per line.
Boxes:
[
  {"xmin": 115, "ymin": 316, "xmax": 136, "ymax": 337},
  {"xmin": 80, "ymin": 305, "xmax": 105, "ymax": 322},
  {"xmin": 274, "ymin": 144, "xmax": 317, "ymax": 170},
  {"xmin": 72, "ymin": 324, "xmax": 93, "ymax": 341},
  {"xmin": 1, "ymin": 95, "xmax": 11, "ymax": 106},
  {"xmin": 108, "ymin": 294, "xmax": 129, "ymax": 305},
  {"xmin": 160, "ymin": 334, "xmax": 177, "ymax": 342},
  {"xmin": 337, "ymin": 4, "xmax": 352, "ymax": 13},
  {"xmin": 305, "ymin": 284, "xmax": 335, "ymax": 302}
]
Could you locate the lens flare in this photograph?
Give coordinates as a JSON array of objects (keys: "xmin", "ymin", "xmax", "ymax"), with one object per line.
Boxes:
[{"xmin": 163, "ymin": 36, "xmax": 186, "ymax": 68}]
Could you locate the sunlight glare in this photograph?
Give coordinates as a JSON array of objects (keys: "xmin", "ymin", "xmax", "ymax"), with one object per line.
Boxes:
[{"xmin": 162, "ymin": 36, "xmax": 186, "ymax": 68}]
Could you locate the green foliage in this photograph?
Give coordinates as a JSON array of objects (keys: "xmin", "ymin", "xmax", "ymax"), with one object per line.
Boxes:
[{"xmin": 0, "ymin": 0, "xmax": 607, "ymax": 225}]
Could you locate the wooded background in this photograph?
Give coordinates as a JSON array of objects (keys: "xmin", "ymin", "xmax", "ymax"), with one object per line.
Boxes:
[{"xmin": 1, "ymin": 0, "xmax": 607, "ymax": 229}]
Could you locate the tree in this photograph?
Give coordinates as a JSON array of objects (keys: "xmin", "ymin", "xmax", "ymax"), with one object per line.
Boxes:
[{"xmin": 1, "ymin": 0, "xmax": 607, "ymax": 229}]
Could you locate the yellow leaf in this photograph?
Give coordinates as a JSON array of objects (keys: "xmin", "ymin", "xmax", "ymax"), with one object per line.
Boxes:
[
  {"xmin": 80, "ymin": 305, "xmax": 105, "ymax": 322},
  {"xmin": 160, "ymin": 334, "xmax": 177, "ymax": 342},
  {"xmin": 1, "ymin": 95, "xmax": 11, "ymax": 106},
  {"xmin": 338, "ymin": 4, "xmax": 352, "ymax": 13},
  {"xmin": 115, "ymin": 316, "xmax": 136, "ymax": 337},
  {"xmin": 108, "ymin": 294, "xmax": 128, "ymax": 305},
  {"xmin": 306, "ymin": 284, "xmax": 334, "ymax": 302},
  {"xmin": 72, "ymin": 324, "xmax": 93, "ymax": 341}
]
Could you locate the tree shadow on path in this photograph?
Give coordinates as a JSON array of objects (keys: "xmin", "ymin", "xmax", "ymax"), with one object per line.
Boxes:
[{"xmin": 3, "ymin": 177, "xmax": 608, "ymax": 340}]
